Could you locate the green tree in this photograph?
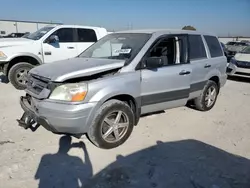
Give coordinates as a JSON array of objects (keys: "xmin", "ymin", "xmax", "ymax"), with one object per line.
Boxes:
[{"xmin": 182, "ymin": 26, "xmax": 196, "ymax": 31}]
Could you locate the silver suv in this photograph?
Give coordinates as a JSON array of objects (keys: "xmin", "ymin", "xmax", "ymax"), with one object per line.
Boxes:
[{"xmin": 18, "ymin": 30, "xmax": 227, "ymax": 149}]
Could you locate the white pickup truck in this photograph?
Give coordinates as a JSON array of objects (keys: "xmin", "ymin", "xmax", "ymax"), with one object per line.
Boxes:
[{"xmin": 0, "ymin": 25, "xmax": 108, "ymax": 89}]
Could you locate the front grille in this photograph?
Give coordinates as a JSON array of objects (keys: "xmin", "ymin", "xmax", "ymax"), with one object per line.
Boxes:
[
  {"xmin": 236, "ymin": 61, "xmax": 250, "ymax": 69},
  {"xmin": 26, "ymin": 74, "xmax": 50, "ymax": 96}
]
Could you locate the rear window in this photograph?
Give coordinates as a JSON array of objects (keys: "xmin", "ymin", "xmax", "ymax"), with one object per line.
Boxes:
[
  {"xmin": 77, "ymin": 28, "xmax": 97, "ymax": 42},
  {"xmin": 204, "ymin": 35, "xmax": 223, "ymax": 57},
  {"xmin": 189, "ymin": 35, "xmax": 207, "ymax": 60},
  {"xmin": 227, "ymin": 42, "xmax": 236, "ymax": 45}
]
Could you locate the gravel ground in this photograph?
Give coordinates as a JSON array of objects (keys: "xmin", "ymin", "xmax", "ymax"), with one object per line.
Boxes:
[{"xmin": 0, "ymin": 76, "xmax": 250, "ymax": 188}]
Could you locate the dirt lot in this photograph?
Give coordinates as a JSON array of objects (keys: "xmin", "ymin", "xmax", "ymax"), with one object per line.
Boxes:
[{"xmin": 0, "ymin": 76, "xmax": 250, "ymax": 188}]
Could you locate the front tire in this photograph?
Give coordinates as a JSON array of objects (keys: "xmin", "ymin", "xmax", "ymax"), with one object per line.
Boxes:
[
  {"xmin": 87, "ymin": 99, "xmax": 135, "ymax": 149},
  {"xmin": 194, "ymin": 80, "xmax": 219, "ymax": 111},
  {"xmin": 8, "ymin": 62, "xmax": 34, "ymax": 90}
]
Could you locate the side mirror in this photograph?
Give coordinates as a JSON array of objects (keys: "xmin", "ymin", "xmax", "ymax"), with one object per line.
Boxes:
[
  {"xmin": 145, "ymin": 57, "xmax": 165, "ymax": 69},
  {"xmin": 48, "ymin": 35, "xmax": 59, "ymax": 43}
]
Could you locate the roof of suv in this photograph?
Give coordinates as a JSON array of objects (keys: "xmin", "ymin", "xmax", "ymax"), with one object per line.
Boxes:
[{"xmin": 116, "ymin": 29, "xmax": 215, "ymax": 36}]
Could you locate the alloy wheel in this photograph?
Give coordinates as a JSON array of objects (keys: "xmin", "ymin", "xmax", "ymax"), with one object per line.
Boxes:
[
  {"xmin": 101, "ymin": 111, "xmax": 130, "ymax": 143},
  {"xmin": 205, "ymin": 85, "xmax": 217, "ymax": 108}
]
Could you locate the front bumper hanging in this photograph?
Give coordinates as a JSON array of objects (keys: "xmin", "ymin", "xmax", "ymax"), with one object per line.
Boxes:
[
  {"xmin": 17, "ymin": 112, "xmax": 40, "ymax": 132},
  {"xmin": 17, "ymin": 96, "xmax": 58, "ymax": 133}
]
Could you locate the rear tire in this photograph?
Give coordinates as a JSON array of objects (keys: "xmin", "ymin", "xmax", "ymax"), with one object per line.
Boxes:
[
  {"xmin": 8, "ymin": 62, "xmax": 34, "ymax": 90},
  {"xmin": 194, "ymin": 80, "xmax": 219, "ymax": 111},
  {"xmin": 87, "ymin": 99, "xmax": 135, "ymax": 149}
]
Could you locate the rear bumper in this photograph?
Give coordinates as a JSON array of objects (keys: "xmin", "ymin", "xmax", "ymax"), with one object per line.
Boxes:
[{"xmin": 18, "ymin": 96, "xmax": 97, "ymax": 134}]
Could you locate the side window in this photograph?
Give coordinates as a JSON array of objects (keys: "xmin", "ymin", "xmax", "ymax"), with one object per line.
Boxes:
[
  {"xmin": 189, "ymin": 35, "xmax": 207, "ymax": 60},
  {"xmin": 53, "ymin": 28, "xmax": 74, "ymax": 43},
  {"xmin": 77, "ymin": 28, "xmax": 97, "ymax": 42},
  {"xmin": 204, "ymin": 35, "xmax": 224, "ymax": 57},
  {"xmin": 146, "ymin": 37, "xmax": 177, "ymax": 66}
]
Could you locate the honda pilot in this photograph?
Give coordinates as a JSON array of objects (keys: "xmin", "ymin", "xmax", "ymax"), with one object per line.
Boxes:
[{"xmin": 18, "ymin": 30, "xmax": 227, "ymax": 149}]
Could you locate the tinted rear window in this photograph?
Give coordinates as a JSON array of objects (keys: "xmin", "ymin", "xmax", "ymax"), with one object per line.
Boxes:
[
  {"xmin": 189, "ymin": 35, "xmax": 207, "ymax": 60},
  {"xmin": 77, "ymin": 28, "xmax": 97, "ymax": 42},
  {"xmin": 204, "ymin": 35, "xmax": 223, "ymax": 57},
  {"xmin": 227, "ymin": 42, "xmax": 236, "ymax": 45}
]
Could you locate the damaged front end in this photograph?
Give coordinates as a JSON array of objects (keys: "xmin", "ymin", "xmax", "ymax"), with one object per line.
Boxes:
[
  {"xmin": 17, "ymin": 95, "xmax": 54, "ymax": 132},
  {"xmin": 17, "ymin": 59, "xmax": 124, "ymax": 135}
]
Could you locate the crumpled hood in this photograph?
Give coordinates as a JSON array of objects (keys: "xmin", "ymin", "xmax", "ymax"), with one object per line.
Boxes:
[
  {"xmin": 235, "ymin": 53, "xmax": 250, "ymax": 62},
  {"xmin": 0, "ymin": 38, "xmax": 33, "ymax": 47},
  {"xmin": 30, "ymin": 58, "xmax": 125, "ymax": 82}
]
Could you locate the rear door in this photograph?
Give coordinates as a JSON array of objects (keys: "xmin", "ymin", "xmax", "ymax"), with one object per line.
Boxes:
[
  {"xmin": 75, "ymin": 28, "xmax": 98, "ymax": 55},
  {"xmin": 188, "ymin": 34, "xmax": 209, "ymax": 99},
  {"xmin": 140, "ymin": 35, "xmax": 191, "ymax": 114},
  {"xmin": 203, "ymin": 35, "xmax": 226, "ymax": 79},
  {"xmin": 42, "ymin": 28, "xmax": 78, "ymax": 63}
]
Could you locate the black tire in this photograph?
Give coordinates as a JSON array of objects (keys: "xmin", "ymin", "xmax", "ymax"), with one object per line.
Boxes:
[
  {"xmin": 8, "ymin": 62, "xmax": 34, "ymax": 90},
  {"xmin": 87, "ymin": 99, "xmax": 135, "ymax": 149},
  {"xmin": 194, "ymin": 80, "xmax": 219, "ymax": 111}
]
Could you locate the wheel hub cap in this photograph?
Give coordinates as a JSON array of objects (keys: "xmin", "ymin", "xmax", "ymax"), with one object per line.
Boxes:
[
  {"xmin": 205, "ymin": 86, "xmax": 217, "ymax": 107},
  {"xmin": 101, "ymin": 111, "xmax": 129, "ymax": 143},
  {"xmin": 16, "ymin": 68, "xmax": 29, "ymax": 85}
]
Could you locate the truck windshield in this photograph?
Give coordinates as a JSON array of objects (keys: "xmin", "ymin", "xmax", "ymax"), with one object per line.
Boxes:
[
  {"xmin": 79, "ymin": 33, "xmax": 151, "ymax": 62},
  {"xmin": 23, "ymin": 26, "xmax": 55, "ymax": 40}
]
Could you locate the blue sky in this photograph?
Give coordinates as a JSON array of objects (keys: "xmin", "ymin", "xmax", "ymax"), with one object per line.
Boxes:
[{"xmin": 0, "ymin": 0, "xmax": 249, "ymax": 36}]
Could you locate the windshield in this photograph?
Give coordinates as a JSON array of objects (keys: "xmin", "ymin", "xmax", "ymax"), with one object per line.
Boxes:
[
  {"xmin": 24, "ymin": 26, "xmax": 55, "ymax": 40},
  {"xmin": 79, "ymin": 33, "xmax": 151, "ymax": 62},
  {"xmin": 240, "ymin": 46, "xmax": 250, "ymax": 54}
]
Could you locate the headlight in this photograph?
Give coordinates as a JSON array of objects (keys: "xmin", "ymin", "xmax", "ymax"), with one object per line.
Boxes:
[
  {"xmin": 49, "ymin": 83, "xmax": 88, "ymax": 102},
  {"xmin": 0, "ymin": 51, "xmax": 7, "ymax": 59}
]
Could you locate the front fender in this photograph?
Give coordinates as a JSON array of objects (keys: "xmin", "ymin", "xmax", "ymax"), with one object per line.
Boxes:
[
  {"xmin": 7, "ymin": 52, "xmax": 43, "ymax": 64},
  {"xmin": 84, "ymin": 72, "xmax": 141, "ymax": 128}
]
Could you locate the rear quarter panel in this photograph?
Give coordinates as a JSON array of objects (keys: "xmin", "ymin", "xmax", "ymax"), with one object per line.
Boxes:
[{"xmin": 206, "ymin": 56, "xmax": 227, "ymax": 86}]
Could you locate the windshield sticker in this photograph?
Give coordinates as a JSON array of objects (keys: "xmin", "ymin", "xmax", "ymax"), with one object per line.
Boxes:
[{"xmin": 114, "ymin": 49, "xmax": 131, "ymax": 54}]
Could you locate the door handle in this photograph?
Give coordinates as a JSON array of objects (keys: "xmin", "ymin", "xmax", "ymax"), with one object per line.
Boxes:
[
  {"xmin": 67, "ymin": 46, "xmax": 75, "ymax": 49},
  {"xmin": 179, "ymin": 70, "xmax": 191, "ymax": 75},
  {"xmin": 204, "ymin": 64, "xmax": 211, "ymax": 68}
]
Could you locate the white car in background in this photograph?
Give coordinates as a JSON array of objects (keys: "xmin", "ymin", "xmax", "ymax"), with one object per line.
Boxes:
[
  {"xmin": 0, "ymin": 25, "xmax": 108, "ymax": 89},
  {"xmin": 227, "ymin": 46, "xmax": 250, "ymax": 77}
]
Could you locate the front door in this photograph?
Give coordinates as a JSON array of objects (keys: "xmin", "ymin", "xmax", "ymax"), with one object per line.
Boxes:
[
  {"xmin": 140, "ymin": 35, "xmax": 191, "ymax": 114},
  {"xmin": 42, "ymin": 28, "xmax": 78, "ymax": 63}
]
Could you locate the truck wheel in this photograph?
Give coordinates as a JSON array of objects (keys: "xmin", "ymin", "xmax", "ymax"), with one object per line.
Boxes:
[
  {"xmin": 87, "ymin": 99, "xmax": 135, "ymax": 149},
  {"xmin": 194, "ymin": 80, "xmax": 219, "ymax": 111},
  {"xmin": 8, "ymin": 62, "xmax": 34, "ymax": 90}
]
